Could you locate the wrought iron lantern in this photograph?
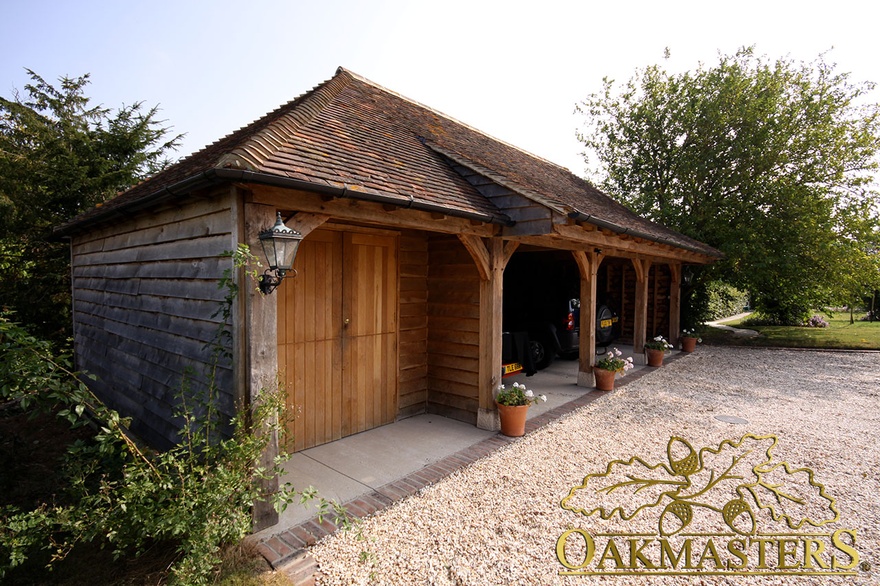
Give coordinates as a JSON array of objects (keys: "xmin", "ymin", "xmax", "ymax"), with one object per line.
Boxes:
[{"xmin": 258, "ymin": 212, "xmax": 303, "ymax": 294}]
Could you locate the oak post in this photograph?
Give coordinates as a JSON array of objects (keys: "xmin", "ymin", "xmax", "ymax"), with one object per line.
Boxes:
[
  {"xmin": 668, "ymin": 263, "xmax": 682, "ymax": 345},
  {"xmin": 244, "ymin": 203, "xmax": 280, "ymax": 531},
  {"xmin": 459, "ymin": 236, "xmax": 517, "ymax": 431},
  {"xmin": 572, "ymin": 250, "xmax": 599, "ymax": 387},
  {"xmin": 479, "ymin": 238, "xmax": 503, "ymax": 430},
  {"xmin": 632, "ymin": 258, "xmax": 651, "ymax": 354}
]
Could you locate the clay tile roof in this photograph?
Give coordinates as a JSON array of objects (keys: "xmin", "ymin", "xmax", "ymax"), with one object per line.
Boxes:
[{"xmin": 55, "ymin": 67, "xmax": 721, "ymax": 258}]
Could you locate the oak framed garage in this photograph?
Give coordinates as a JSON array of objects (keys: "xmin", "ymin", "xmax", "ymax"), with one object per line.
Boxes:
[{"xmin": 56, "ymin": 67, "xmax": 720, "ymax": 528}]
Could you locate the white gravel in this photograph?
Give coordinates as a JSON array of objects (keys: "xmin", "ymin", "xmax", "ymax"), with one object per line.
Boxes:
[{"xmin": 310, "ymin": 346, "xmax": 880, "ymax": 585}]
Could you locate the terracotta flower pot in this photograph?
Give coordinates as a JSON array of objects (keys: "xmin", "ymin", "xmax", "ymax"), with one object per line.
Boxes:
[
  {"xmin": 646, "ymin": 348, "xmax": 665, "ymax": 367},
  {"xmin": 681, "ymin": 336, "xmax": 697, "ymax": 353},
  {"xmin": 593, "ymin": 367, "xmax": 616, "ymax": 391},
  {"xmin": 496, "ymin": 403, "xmax": 529, "ymax": 437}
]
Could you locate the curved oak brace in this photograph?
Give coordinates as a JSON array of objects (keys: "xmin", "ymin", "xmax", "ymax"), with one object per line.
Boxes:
[
  {"xmin": 501, "ymin": 240, "xmax": 520, "ymax": 268},
  {"xmin": 285, "ymin": 212, "xmax": 330, "ymax": 238},
  {"xmin": 457, "ymin": 235, "xmax": 519, "ymax": 281},
  {"xmin": 458, "ymin": 234, "xmax": 491, "ymax": 281},
  {"xmin": 632, "ymin": 256, "xmax": 652, "ymax": 282}
]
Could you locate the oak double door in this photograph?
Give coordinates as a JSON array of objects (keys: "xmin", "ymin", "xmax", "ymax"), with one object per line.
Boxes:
[{"xmin": 278, "ymin": 228, "xmax": 399, "ymax": 451}]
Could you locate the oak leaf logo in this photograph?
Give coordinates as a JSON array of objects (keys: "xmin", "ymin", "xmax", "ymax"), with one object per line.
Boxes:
[{"xmin": 560, "ymin": 434, "xmax": 838, "ymax": 535}]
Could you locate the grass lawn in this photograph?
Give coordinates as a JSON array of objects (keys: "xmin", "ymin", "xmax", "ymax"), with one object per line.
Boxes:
[{"xmin": 700, "ymin": 312, "xmax": 880, "ymax": 350}]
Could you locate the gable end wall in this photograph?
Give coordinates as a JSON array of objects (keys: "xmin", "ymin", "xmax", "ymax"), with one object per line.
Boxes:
[{"xmin": 445, "ymin": 161, "xmax": 553, "ymax": 236}]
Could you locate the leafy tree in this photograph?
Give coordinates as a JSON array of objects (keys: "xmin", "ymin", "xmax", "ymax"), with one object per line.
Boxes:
[
  {"xmin": 0, "ymin": 70, "xmax": 181, "ymax": 340},
  {"xmin": 578, "ymin": 47, "xmax": 880, "ymax": 324}
]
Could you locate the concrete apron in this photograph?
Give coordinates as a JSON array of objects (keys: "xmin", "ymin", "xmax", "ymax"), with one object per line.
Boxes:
[
  {"xmin": 252, "ymin": 346, "xmax": 689, "ymax": 582},
  {"xmin": 253, "ymin": 344, "xmax": 664, "ymax": 540}
]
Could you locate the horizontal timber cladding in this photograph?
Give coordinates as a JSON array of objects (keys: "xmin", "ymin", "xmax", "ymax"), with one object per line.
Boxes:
[
  {"xmin": 398, "ymin": 231, "xmax": 429, "ymax": 418},
  {"xmin": 69, "ymin": 190, "xmax": 236, "ymax": 449},
  {"xmin": 648, "ymin": 263, "xmax": 671, "ymax": 339},
  {"xmin": 599, "ymin": 258, "xmax": 672, "ymax": 345},
  {"xmin": 426, "ymin": 235, "xmax": 481, "ymax": 423}
]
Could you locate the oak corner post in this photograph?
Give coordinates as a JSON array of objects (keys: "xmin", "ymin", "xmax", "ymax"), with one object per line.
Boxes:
[
  {"xmin": 244, "ymin": 202, "xmax": 281, "ymax": 531},
  {"xmin": 668, "ymin": 263, "xmax": 682, "ymax": 344}
]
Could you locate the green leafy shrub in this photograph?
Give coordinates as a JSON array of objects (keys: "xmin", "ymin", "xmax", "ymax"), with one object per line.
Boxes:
[
  {"xmin": 705, "ymin": 281, "xmax": 750, "ymax": 322},
  {"xmin": 0, "ymin": 314, "xmax": 312, "ymax": 584},
  {"xmin": 0, "ymin": 245, "xmax": 346, "ymax": 584},
  {"xmin": 751, "ymin": 297, "xmax": 812, "ymax": 326}
]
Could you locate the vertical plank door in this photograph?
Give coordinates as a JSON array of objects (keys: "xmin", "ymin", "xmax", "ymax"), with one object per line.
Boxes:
[
  {"xmin": 278, "ymin": 229, "xmax": 399, "ymax": 451},
  {"xmin": 342, "ymin": 232, "xmax": 399, "ymax": 438},
  {"xmin": 278, "ymin": 230, "xmax": 343, "ymax": 452}
]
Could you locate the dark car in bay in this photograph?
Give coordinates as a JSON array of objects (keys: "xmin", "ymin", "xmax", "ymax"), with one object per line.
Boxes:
[{"xmin": 503, "ymin": 251, "xmax": 619, "ymax": 371}]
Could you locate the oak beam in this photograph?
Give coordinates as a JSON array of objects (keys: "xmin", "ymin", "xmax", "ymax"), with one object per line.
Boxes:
[
  {"xmin": 552, "ymin": 223, "xmax": 712, "ymax": 264},
  {"xmin": 250, "ymin": 185, "xmax": 498, "ymax": 237}
]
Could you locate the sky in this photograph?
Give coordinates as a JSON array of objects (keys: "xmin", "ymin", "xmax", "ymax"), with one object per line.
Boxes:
[{"xmin": 3, "ymin": 0, "xmax": 880, "ymax": 179}]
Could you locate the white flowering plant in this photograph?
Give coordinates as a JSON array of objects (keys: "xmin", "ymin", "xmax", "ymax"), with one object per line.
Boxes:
[
  {"xmin": 681, "ymin": 328, "xmax": 702, "ymax": 342},
  {"xmin": 495, "ymin": 382, "xmax": 547, "ymax": 407},
  {"xmin": 595, "ymin": 348, "xmax": 635, "ymax": 374},
  {"xmin": 644, "ymin": 335, "xmax": 674, "ymax": 351}
]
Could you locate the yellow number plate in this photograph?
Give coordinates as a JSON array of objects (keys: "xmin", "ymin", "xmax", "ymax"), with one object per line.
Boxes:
[
  {"xmin": 600, "ymin": 319, "xmax": 613, "ymax": 328},
  {"xmin": 503, "ymin": 363, "xmax": 523, "ymax": 374}
]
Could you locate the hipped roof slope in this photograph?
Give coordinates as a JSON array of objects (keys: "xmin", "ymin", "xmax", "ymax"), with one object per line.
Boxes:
[{"xmin": 56, "ymin": 67, "xmax": 720, "ymax": 258}]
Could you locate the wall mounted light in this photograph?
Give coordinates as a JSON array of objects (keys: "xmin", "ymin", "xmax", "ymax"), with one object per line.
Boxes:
[
  {"xmin": 258, "ymin": 212, "xmax": 303, "ymax": 295},
  {"xmin": 682, "ymin": 265, "xmax": 694, "ymax": 287}
]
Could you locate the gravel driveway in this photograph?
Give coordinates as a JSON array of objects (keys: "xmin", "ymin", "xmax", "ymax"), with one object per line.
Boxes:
[{"xmin": 310, "ymin": 346, "xmax": 879, "ymax": 585}]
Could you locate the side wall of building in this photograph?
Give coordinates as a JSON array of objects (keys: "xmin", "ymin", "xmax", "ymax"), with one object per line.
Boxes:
[
  {"xmin": 426, "ymin": 235, "xmax": 481, "ymax": 423},
  {"xmin": 398, "ymin": 230, "xmax": 429, "ymax": 418},
  {"xmin": 69, "ymin": 189, "xmax": 237, "ymax": 448}
]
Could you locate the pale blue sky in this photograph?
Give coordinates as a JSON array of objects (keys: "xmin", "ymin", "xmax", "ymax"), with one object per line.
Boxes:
[{"xmin": 3, "ymin": 0, "xmax": 879, "ymax": 177}]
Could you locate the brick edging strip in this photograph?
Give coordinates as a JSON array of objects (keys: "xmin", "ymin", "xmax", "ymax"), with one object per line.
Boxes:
[{"xmin": 252, "ymin": 352, "xmax": 689, "ymax": 583}]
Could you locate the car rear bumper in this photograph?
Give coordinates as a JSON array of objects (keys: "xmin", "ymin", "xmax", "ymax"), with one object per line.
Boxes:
[{"xmin": 557, "ymin": 329, "xmax": 579, "ymax": 352}]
